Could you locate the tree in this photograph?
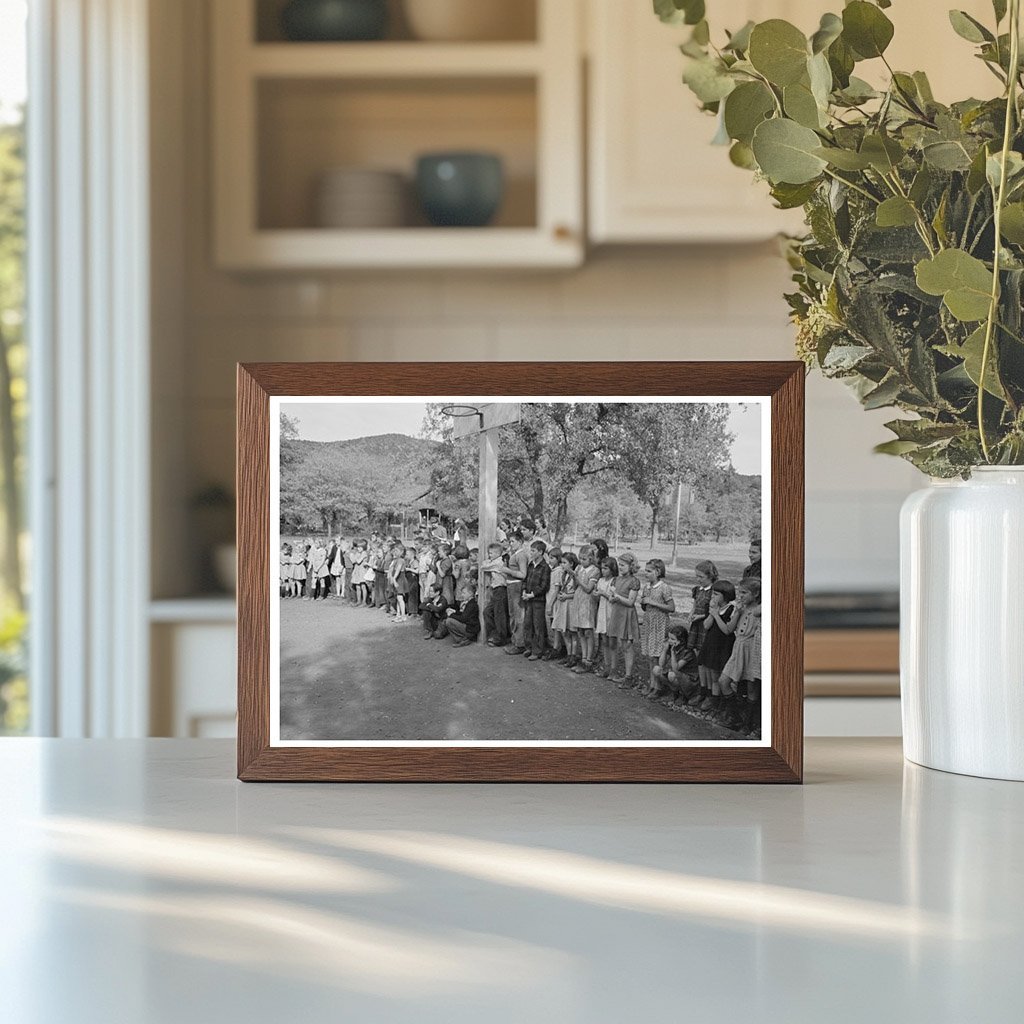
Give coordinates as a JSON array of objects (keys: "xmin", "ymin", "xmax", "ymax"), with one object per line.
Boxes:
[
  {"xmin": 280, "ymin": 451, "xmax": 360, "ymax": 534},
  {"xmin": 280, "ymin": 411, "xmax": 302, "ymax": 469},
  {"xmin": 609, "ymin": 404, "xmax": 733, "ymax": 547},
  {"xmin": 0, "ymin": 113, "xmax": 25, "ymax": 608}
]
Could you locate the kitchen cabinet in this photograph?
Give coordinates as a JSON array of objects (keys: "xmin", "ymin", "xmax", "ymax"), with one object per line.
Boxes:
[
  {"xmin": 211, "ymin": 0, "xmax": 583, "ymax": 269},
  {"xmin": 586, "ymin": 0, "xmax": 999, "ymax": 244},
  {"xmin": 587, "ymin": 0, "xmax": 813, "ymax": 243}
]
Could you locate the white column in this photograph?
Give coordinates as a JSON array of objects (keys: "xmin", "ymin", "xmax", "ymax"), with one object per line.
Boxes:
[{"xmin": 28, "ymin": 0, "xmax": 150, "ymax": 736}]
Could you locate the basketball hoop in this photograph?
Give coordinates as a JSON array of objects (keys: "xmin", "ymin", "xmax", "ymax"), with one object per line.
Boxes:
[{"xmin": 440, "ymin": 404, "xmax": 484, "ymax": 431}]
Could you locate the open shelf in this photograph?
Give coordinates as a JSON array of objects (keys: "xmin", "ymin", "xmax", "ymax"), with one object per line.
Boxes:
[
  {"xmin": 213, "ymin": 0, "xmax": 582, "ymax": 268},
  {"xmin": 256, "ymin": 76, "xmax": 538, "ymax": 232}
]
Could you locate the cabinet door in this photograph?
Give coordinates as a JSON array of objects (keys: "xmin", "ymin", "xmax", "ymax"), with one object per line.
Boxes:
[
  {"xmin": 588, "ymin": 0, "xmax": 1000, "ymax": 245},
  {"xmin": 587, "ymin": 0, "xmax": 805, "ymax": 242}
]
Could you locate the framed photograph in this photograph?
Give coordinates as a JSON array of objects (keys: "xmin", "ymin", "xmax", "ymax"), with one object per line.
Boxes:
[{"xmin": 237, "ymin": 362, "xmax": 803, "ymax": 782}]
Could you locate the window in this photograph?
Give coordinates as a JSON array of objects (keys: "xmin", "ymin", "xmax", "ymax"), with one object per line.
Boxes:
[{"xmin": 0, "ymin": 0, "xmax": 28, "ymax": 734}]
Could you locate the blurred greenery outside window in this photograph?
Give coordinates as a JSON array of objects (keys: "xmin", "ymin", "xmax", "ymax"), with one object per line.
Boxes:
[{"xmin": 0, "ymin": 0, "xmax": 28, "ymax": 734}]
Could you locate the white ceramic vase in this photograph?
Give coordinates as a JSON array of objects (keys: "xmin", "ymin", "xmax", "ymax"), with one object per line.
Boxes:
[{"xmin": 900, "ymin": 467, "xmax": 1024, "ymax": 781}]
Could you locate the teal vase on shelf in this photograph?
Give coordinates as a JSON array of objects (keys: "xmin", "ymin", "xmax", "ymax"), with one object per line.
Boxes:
[{"xmin": 280, "ymin": 0, "xmax": 388, "ymax": 42}]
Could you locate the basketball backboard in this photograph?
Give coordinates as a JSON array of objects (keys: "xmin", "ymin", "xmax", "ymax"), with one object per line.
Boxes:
[{"xmin": 448, "ymin": 401, "xmax": 522, "ymax": 439}]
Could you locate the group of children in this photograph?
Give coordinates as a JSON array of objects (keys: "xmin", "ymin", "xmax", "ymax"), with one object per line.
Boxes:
[{"xmin": 281, "ymin": 523, "xmax": 762, "ymax": 737}]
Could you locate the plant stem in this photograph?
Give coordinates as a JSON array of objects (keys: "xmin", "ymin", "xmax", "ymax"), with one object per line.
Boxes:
[{"xmin": 978, "ymin": 0, "xmax": 1021, "ymax": 462}]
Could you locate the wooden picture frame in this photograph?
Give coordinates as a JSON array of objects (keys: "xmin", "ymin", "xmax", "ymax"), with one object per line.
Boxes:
[{"xmin": 237, "ymin": 362, "xmax": 804, "ymax": 782}]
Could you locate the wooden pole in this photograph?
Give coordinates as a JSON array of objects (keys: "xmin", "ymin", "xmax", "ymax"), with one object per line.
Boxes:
[
  {"xmin": 672, "ymin": 479, "xmax": 683, "ymax": 564},
  {"xmin": 478, "ymin": 427, "xmax": 498, "ymax": 643}
]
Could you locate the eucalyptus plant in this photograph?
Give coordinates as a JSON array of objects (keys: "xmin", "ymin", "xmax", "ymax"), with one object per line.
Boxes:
[{"xmin": 657, "ymin": 0, "xmax": 1024, "ymax": 475}]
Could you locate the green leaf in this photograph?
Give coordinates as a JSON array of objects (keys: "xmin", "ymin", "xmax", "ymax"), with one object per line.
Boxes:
[
  {"xmin": 938, "ymin": 325, "xmax": 1005, "ymax": 398},
  {"xmin": 1000, "ymin": 203, "xmax": 1024, "ymax": 245},
  {"xmin": 986, "ymin": 150, "xmax": 1024, "ymax": 191},
  {"xmin": 653, "ymin": 0, "xmax": 705, "ymax": 26},
  {"xmin": 932, "ymin": 190, "xmax": 950, "ymax": 246},
  {"xmin": 923, "ymin": 140, "xmax": 972, "ymax": 171},
  {"xmin": 813, "ymin": 146, "xmax": 872, "ymax": 170},
  {"xmin": 770, "ymin": 180, "xmax": 820, "ymax": 209},
  {"xmin": 913, "ymin": 71, "xmax": 935, "ymax": 104},
  {"xmin": 692, "ymin": 19, "xmax": 710, "ymax": 45},
  {"xmin": 682, "ymin": 57, "xmax": 736, "ymax": 104},
  {"xmin": 967, "ymin": 144, "xmax": 991, "ymax": 194},
  {"xmin": 784, "ymin": 80, "xmax": 825, "ymax": 129},
  {"xmin": 993, "ymin": 0, "xmax": 1008, "ymax": 24},
  {"xmin": 861, "ymin": 133, "xmax": 904, "ymax": 173},
  {"xmin": 810, "ymin": 12, "xmax": 843, "ymax": 54},
  {"xmin": 876, "ymin": 197, "xmax": 918, "ymax": 228},
  {"xmin": 909, "ymin": 164, "xmax": 933, "ymax": 205},
  {"xmin": 948, "ymin": 10, "xmax": 994, "ymax": 44},
  {"xmin": 884, "ymin": 418, "xmax": 963, "ymax": 443},
  {"xmin": 874, "ymin": 439, "xmax": 922, "ymax": 455},
  {"xmin": 723, "ymin": 81, "xmax": 775, "ymax": 144},
  {"xmin": 748, "ymin": 20, "xmax": 809, "ymax": 87},
  {"xmin": 915, "ymin": 249, "xmax": 994, "ymax": 322},
  {"xmin": 751, "ymin": 118, "xmax": 828, "ymax": 184},
  {"xmin": 827, "ymin": 36, "xmax": 856, "ymax": 88},
  {"xmin": 729, "ymin": 140, "xmax": 757, "ymax": 169},
  {"xmin": 723, "ymin": 20, "xmax": 755, "ymax": 53},
  {"xmin": 842, "ymin": 1, "xmax": 895, "ymax": 59},
  {"xmin": 862, "ymin": 374, "xmax": 903, "ymax": 409},
  {"xmin": 807, "ymin": 51, "xmax": 833, "ymax": 110}
]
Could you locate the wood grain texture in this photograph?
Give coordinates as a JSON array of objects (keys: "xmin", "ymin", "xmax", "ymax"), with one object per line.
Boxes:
[{"xmin": 236, "ymin": 361, "xmax": 805, "ymax": 783}]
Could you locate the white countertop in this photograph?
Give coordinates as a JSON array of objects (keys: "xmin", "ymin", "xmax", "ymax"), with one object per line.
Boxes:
[{"xmin": 1, "ymin": 738, "xmax": 1020, "ymax": 1023}]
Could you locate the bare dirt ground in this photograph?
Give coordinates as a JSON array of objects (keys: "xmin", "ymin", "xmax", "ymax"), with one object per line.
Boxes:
[{"xmin": 279, "ymin": 597, "xmax": 742, "ymax": 743}]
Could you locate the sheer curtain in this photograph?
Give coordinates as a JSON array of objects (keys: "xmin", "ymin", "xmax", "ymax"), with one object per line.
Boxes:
[{"xmin": 28, "ymin": 0, "xmax": 150, "ymax": 736}]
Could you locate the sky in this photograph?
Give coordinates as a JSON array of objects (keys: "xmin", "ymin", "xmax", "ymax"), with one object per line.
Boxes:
[
  {"xmin": 0, "ymin": 1, "xmax": 27, "ymax": 124},
  {"xmin": 282, "ymin": 399, "xmax": 763, "ymax": 476}
]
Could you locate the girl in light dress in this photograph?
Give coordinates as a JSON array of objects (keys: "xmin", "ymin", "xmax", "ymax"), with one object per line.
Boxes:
[
  {"xmin": 349, "ymin": 539, "xmax": 370, "ymax": 605},
  {"xmin": 552, "ymin": 550, "xmax": 578, "ymax": 665},
  {"xmin": 389, "ymin": 545, "xmax": 410, "ymax": 622},
  {"xmin": 310, "ymin": 538, "xmax": 330, "ymax": 600},
  {"xmin": 331, "ymin": 539, "xmax": 350, "ymax": 598},
  {"xmin": 638, "ymin": 558, "xmax": 676, "ymax": 699},
  {"xmin": 569, "ymin": 545, "xmax": 600, "ymax": 673},
  {"xmin": 606, "ymin": 551, "xmax": 642, "ymax": 686},
  {"xmin": 593, "ymin": 556, "xmax": 617, "ymax": 678},
  {"xmin": 715, "ymin": 577, "xmax": 762, "ymax": 737},
  {"xmin": 418, "ymin": 544, "xmax": 436, "ymax": 604}
]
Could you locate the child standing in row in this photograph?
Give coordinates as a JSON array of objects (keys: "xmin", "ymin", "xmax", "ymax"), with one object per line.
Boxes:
[
  {"xmin": 551, "ymin": 550, "xmax": 577, "ymax": 664},
  {"xmin": 594, "ymin": 558, "xmax": 615, "ymax": 675},
  {"xmin": 389, "ymin": 545, "xmax": 410, "ymax": 622},
  {"xmin": 543, "ymin": 548, "xmax": 564, "ymax": 660},
  {"xmin": 607, "ymin": 552, "xmax": 641, "ymax": 685},
  {"xmin": 697, "ymin": 580, "xmax": 736, "ymax": 713},
  {"xmin": 716, "ymin": 578, "xmax": 762, "ymax": 735},
  {"xmin": 638, "ymin": 558, "xmax": 676, "ymax": 699},
  {"xmin": 570, "ymin": 545, "xmax": 600, "ymax": 674}
]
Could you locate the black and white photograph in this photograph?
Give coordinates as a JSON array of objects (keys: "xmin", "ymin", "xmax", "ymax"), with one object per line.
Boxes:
[{"xmin": 270, "ymin": 396, "xmax": 769, "ymax": 746}]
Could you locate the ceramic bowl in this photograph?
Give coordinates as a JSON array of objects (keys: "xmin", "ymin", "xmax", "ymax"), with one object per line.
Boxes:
[
  {"xmin": 281, "ymin": 0, "xmax": 388, "ymax": 42},
  {"xmin": 415, "ymin": 152, "xmax": 504, "ymax": 228}
]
